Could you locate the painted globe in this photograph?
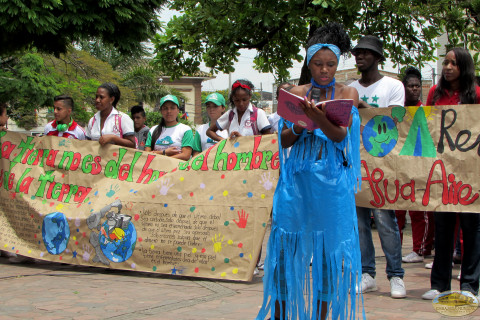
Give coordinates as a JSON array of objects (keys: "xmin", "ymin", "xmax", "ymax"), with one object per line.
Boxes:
[
  {"xmin": 362, "ymin": 115, "xmax": 398, "ymax": 157},
  {"xmin": 42, "ymin": 212, "xmax": 70, "ymax": 255},
  {"xmin": 99, "ymin": 220, "xmax": 137, "ymax": 263}
]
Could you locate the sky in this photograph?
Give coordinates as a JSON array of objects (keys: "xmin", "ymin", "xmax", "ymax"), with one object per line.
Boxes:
[{"xmin": 158, "ymin": 9, "xmax": 439, "ymax": 93}]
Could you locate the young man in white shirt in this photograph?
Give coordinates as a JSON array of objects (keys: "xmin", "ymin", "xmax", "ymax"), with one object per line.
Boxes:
[
  {"xmin": 349, "ymin": 35, "xmax": 406, "ymax": 299},
  {"xmin": 43, "ymin": 95, "xmax": 85, "ymax": 140}
]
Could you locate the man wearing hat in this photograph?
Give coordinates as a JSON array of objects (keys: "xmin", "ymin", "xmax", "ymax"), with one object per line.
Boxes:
[
  {"xmin": 350, "ymin": 35, "xmax": 404, "ymax": 108},
  {"xmin": 350, "ymin": 35, "xmax": 407, "ymax": 299},
  {"xmin": 192, "ymin": 92, "xmax": 228, "ymax": 155}
]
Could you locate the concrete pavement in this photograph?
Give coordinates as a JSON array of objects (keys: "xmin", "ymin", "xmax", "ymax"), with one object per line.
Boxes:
[{"xmin": 1, "ymin": 229, "xmax": 479, "ymax": 320}]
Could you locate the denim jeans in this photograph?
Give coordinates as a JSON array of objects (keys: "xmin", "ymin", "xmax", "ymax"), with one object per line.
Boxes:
[{"xmin": 356, "ymin": 207, "xmax": 404, "ymax": 279}]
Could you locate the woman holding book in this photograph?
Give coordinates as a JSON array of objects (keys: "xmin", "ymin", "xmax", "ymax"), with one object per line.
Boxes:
[{"xmin": 257, "ymin": 23, "xmax": 362, "ymax": 320}]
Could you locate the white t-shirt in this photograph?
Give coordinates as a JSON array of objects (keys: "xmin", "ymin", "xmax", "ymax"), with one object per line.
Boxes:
[
  {"xmin": 349, "ymin": 76, "xmax": 405, "ymax": 108},
  {"xmin": 216, "ymin": 103, "xmax": 271, "ymax": 136},
  {"xmin": 193, "ymin": 123, "xmax": 228, "ymax": 152},
  {"xmin": 86, "ymin": 108, "xmax": 134, "ymax": 141},
  {"xmin": 145, "ymin": 123, "xmax": 194, "ymax": 152}
]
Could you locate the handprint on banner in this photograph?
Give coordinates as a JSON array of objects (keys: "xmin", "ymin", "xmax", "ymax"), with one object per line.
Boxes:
[
  {"xmin": 106, "ymin": 184, "xmax": 120, "ymax": 197},
  {"xmin": 82, "ymin": 244, "xmax": 93, "ymax": 262},
  {"xmin": 259, "ymin": 172, "xmax": 274, "ymax": 191},
  {"xmin": 212, "ymin": 233, "xmax": 225, "ymax": 253},
  {"xmin": 158, "ymin": 178, "xmax": 174, "ymax": 196},
  {"xmin": 59, "ymin": 139, "xmax": 72, "ymax": 147},
  {"xmin": 233, "ymin": 209, "xmax": 249, "ymax": 228}
]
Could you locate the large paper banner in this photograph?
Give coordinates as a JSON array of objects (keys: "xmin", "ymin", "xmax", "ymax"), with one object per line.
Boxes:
[
  {"xmin": 0, "ymin": 131, "xmax": 278, "ymax": 281},
  {"xmin": 1, "ymin": 104, "xmax": 479, "ymax": 281},
  {"xmin": 356, "ymin": 104, "xmax": 480, "ymax": 212}
]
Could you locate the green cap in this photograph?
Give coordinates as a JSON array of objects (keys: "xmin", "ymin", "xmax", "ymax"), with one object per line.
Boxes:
[
  {"xmin": 205, "ymin": 92, "xmax": 226, "ymax": 106},
  {"xmin": 160, "ymin": 94, "xmax": 179, "ymax": 107}
]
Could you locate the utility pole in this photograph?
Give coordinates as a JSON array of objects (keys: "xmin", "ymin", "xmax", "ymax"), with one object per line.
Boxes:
[{"xmin": 260, "ymin": 83, "xmax": 263, "ymax": 108}]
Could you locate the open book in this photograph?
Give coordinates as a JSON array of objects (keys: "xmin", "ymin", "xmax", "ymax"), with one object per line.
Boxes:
[{"xmin": 277, "ymin": 88, "xmax": 353, "ymax": 130}]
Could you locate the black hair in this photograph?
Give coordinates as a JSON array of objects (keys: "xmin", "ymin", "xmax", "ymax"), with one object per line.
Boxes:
[
  {"xmin": 98, "ymin": 82, "xmax": 121, "ymax": 107},
  {"xmin": 476, "ymin": 76, "xmax": 480, "ymax": 86},
  {"xmin": 402, "ymin": 66, "xmax": 422, "ymax": 86},
  {"xmin": 432, "ymin": 47, "xmax": 477, "ymax": 105},
  {"xmin": 54, "ymin": 95, "xmax": 74, "ymax": 110},
  {"xmin": 130, "ymin": 105, "xmax": 146, "ymax": 118},
  {"xmin": 275, "ymin": 82, "xmax": 294, "ymax": 99},
  {"xmin": 307, "ymin": 22, "xmax": 351, "ymax": 56},
  {"xmin": 150, "ymin": 118, "xmax": 166, "ymax": 150},
  {"xmin": 229, "ymin": 79, "xmax": 255, "ymax": 107}
]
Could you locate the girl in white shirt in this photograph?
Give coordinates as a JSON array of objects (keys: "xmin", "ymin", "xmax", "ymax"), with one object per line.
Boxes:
[
  {"xmin": 192, "ymin": 92, "xmax": 228, "ymax": 156},
  {"xmin": 144, "ymin": 95, "xmax": 194, "ymax": 161},
  {"xmin": 206, "ymin": 79, "xmax": 271, "ymax": 140},
  {"xmin": 86, "ymin": 83, "xmax": 135, "ymax": 148}
]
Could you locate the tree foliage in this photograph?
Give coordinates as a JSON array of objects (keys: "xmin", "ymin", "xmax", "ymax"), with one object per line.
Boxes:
[
  {"xmin": 0, "ymin": 53, "xmax": 59, "ymax": 130},
  {"xmin": 76, "ymin": 39, "xmax": 152, "ymax": 71},
  {"xmin": 0, "ymin": 0, "xmax": 166, "ymax": 56},
  {"xmin": 153, "ymin": 0, "xmax": 464, "ymax": 82},
  {"xmin": 440, "ymin": 0, "xmax": 480, "ymax": 72},
  {"xmin": 0, "ymin": 48, "xmax": 142, "ymax": 129},
  {"xmin": 43, "ymin": 48, "xmax": 138, "ymax": 125},
  {"xmin": 121, "ymin": 63, "xmax": 179, "ymax": 108}
]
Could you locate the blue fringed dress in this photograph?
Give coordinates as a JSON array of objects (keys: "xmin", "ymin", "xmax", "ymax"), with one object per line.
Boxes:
[{"xmin": 257, "ymin": 107, "xmax": 363, "ymax": 320}]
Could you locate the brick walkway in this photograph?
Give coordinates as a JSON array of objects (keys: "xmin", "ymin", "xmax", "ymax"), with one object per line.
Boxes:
[{"xmin": 1, "ymin": 229, "xmax": 479, "ymax": 319}]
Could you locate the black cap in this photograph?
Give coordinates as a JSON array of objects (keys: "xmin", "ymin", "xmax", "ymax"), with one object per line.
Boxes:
[{"xmin": 352, "ymin": 35, "xmax": 386, "ymax": 62}]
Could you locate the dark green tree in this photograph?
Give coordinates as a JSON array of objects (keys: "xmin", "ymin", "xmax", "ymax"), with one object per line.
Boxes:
[
  {"xmin": 76, "ymin": 39, "xmax": 152, "ymax": 71},
  {"xmin": 0, "ymin": 0, "xmax": 165, "ymax": 56},
  {"xmin": 440, "ymin": 0, "xmax": 480, "ymax": 72},
  {"xmin": 0, "ymin": 53, "xmax": 59, "ymax": 130},
  {"xmin": 152, "ymin": 0, "xmax": 456, "ymax": 83},
  {"xmin": 43, "ymin": 48, "xmax": 138, "ymax": 125},
  {"xmin": 122, "ymin": 63, "xmax": 177, "ymax": 107}
]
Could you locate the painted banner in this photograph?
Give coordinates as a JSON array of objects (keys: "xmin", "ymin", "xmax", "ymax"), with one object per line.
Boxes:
[
  {"xmin": 0, "ymin": 131, "xmax": 278, "ymax": 281},
  {"xmin": 356, "ymin": 104, "xmax": 479, "ymax": 212},
  {"xmin": 0, "ymin": 104, "xmax": 479, "ymax": 282}
]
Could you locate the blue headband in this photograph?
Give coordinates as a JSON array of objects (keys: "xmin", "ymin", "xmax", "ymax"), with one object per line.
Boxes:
[{"xmin": 306, "ymin": 43, "xmax": 341, "ymax": 65}]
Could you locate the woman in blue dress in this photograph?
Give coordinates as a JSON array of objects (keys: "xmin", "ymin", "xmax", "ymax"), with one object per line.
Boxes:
[{"xmin": 257, "ymin": 23, "xmax": 362, "ymax": 320}]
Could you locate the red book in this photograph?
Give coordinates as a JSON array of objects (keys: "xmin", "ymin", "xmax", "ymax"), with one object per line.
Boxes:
[{"xmin": 277, "ymin": 88, "xmax": 353, "ymax": 130}]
